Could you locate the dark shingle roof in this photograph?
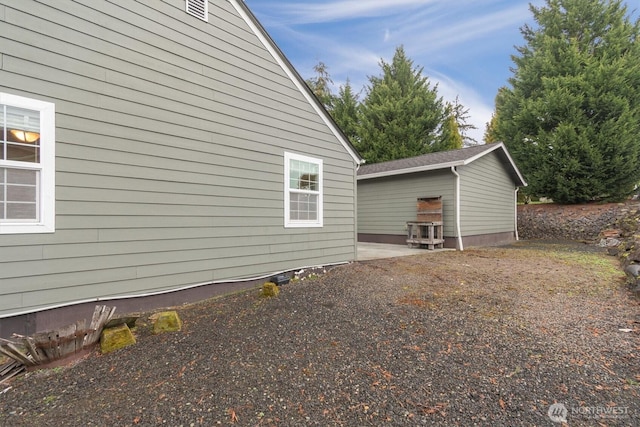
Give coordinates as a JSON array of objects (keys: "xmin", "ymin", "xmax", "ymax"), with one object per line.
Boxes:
[{"xmin": 357, "ymin": 143, "xmax": 526, "ymax": 186}]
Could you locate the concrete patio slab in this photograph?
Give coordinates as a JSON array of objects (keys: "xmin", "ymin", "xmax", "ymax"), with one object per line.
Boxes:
[{"xmin": 357, "ymin": 242, "xmax": 452, "ymax": 261}]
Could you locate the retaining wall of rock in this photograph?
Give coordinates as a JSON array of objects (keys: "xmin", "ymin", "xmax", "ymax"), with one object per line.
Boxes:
[{"xmin": 517, "ymin": 202, "xmax": 639, "ymax": 241}]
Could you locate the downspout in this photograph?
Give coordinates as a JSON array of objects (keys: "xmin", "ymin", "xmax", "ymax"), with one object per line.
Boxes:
[
  {"xmin": 355, "ymin": 163, "xmax": 361, "ymax": 260},
  {"xmin": 514, "ymin": 187, "xmax": 520, "ymax": 241},
  {"xmin": 450, "ymin": 166, "xmax": 464, "ymax": 251}
]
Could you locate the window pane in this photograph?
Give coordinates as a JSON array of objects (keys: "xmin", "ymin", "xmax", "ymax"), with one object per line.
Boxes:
[
  {"xmin": 6, "ymin": 202, "xmax": 37, "ymax": 220},
  {"xmin": 290, "ymin": 198, "xmax": 299, "ymax": 211},
  {"xmin": 289, "ymin": 193, "xmax": 318, "ymax": 221},
  {"xmin": 290, "ymin": 193, "xmax": 301, "ymax": 220},
  {"xmin": 290, "ymin": 158, "xmax": 319, "ymax": 191},
  {"xmin": 7, "ymin": 129, "xmax": 40, "ymax": 145},
  {"xmin": 299, "ymin": 173, "xmax": 315, "ymax": 190},
  {"xmin": 7, "ymin": 168, "xmax": 37, "ymax": 185},
  {"xmin": 7, "ymin": 143, "xmax": 39, "ymax": 162},
  {"xmin": 308, "ymin": 198, "xmax": 318, "ymax": 220},
  {"xmin": 7, "ymin": 184, "xmax": 36, "ymax": 202},
  {"xmin": 3, "ymin": 106, "xmax": 40, "ymax": 164},
  {"xmin": 6, "ymin": 106, "xmax": 40, "ymax": 133},
  {"xmin": 0, "ymin": 168, "xmax": 39, "ymax": 221}
]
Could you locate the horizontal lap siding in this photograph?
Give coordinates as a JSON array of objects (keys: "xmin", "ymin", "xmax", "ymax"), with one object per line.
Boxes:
[
  {"xmin": 458, "ymin": 152, "xmax": 515, "ymax": 236},
  {"xmin": 358, "ymin": 170, "xmax": 455, "ymax": 237},
  {"xmin": 0, "ymin": 0, "xmax": 356, "ymax": 316}
]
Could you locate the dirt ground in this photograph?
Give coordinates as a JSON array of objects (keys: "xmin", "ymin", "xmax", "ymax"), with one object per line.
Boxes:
[{"xmin": 1, "ymin": 241, "xmax": 639, "ymax": 426}]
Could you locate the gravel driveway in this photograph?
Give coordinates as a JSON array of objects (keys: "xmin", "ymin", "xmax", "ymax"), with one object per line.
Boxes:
[{"xmin": 1, "ymin": 242, "xmax": 639, "ymax": 426}]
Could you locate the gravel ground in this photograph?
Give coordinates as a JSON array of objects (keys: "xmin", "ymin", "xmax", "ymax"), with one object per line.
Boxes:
[{"xmin": 1, "ymin": 242, "xmax": 639, "ymax": 426}]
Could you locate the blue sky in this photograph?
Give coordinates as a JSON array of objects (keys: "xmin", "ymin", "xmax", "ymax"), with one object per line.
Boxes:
[{"xmin": 245, "ymin": 0, "xmax": 637, "ymax": 143}]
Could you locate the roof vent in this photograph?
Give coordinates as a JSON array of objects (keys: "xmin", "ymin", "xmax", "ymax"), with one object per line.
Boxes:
[{"xmin": 186, "ymin": 0, "xmax": 208, "ymax": 21}]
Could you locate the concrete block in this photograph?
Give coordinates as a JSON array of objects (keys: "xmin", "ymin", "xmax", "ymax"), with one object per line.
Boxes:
[
  {"xmin": 100, "ymin": 324, "xmax": 136, "ymax": 354},
  {"xmin": 152, "ymin": 311, "xmax": 182, "ymax": 334}
]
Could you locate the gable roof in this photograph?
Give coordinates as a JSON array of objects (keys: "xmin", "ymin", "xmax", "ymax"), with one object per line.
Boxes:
[
  {"xmin": 230, "ymin": 1, "xmax": 362, "ymax": 165},
  {"xmin": 357, "ymin": 143, "xmax": 527, "ymax": 187}
]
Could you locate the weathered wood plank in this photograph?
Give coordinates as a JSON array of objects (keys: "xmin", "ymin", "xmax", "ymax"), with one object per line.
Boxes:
[
  {"xmin": 0, "ymin": 342, "xmax": 35, "ymax": 366},
  {"xmin": 56, "ymin": 323, "xmax": 78, "ymax": 358},
  {"xmin": 0, "ymin": 361, "xmax": 25, "ymax": 385},
  {"xmin": 75, "ymin": 319, "xmax": 87, "ymax": 352},
  {"xmin": 23, "ymin": 336, "xmax": 44, "ymax": 364},
  {"xmin": 30, "ymin": 330, "xmax": 59, "ymax": 361},
  {"xmin": 84, "ymin": 305, "xmax": 116, "ymax": 347}
]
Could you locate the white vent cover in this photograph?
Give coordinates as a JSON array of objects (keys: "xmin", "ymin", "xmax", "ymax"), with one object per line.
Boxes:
[{"xmin": 186, "ymin": 0, "xmax": 208, "ymax": 21}]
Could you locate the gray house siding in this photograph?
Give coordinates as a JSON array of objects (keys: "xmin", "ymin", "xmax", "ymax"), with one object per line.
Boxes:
[
  {"xmin": 0, "ymin": 0, "xmax": 359, "ymax": 330},
  {"xmin": 459, "ymin": 152, "xmax": 516, "ymax": 236},
  {"xmin": 357, "ymin": 169, "xmax": 455, "ymax": 243}
]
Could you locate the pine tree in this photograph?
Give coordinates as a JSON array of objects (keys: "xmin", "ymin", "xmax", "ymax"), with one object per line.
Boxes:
[
  {"xmin": 306, "ymin": 62, "xmax": 334, "ymax": 111},
  {"xmin": 357, "ymin": 46, "xmax": 445, "ymax": 163},
  {"xmin": 331, "ymin": 79, "xmax": 361, "ymax": 145},
  {"xmin": 485, "ymin": 87, "xmax": 508, "ymax": 144},
  {"xmin": 493, "ymin": 0, "xmax": 640, "ymax": 203},
  {"xmin": 435, "ymin": 103, "xmax": 464, "ymax": 151},
  {"xmin": 484, "ymin": 113, "xmax": 499, "ymax": 144},
  {"xmin": 450, "ymin": 96, "xmax": 478, "ymax": 146}
]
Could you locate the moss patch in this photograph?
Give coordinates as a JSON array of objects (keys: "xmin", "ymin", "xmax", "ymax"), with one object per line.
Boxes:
[
  {"xmin": 100, "ymin": 324, "xmax": 136, "ymax": 354},
  {"xmin": 261, "ymin": 282, "xmax": 279, "ymax": 298},
  {"xmin": 152, "ymin": 311, "xmax": 182, "ymax": 334}
]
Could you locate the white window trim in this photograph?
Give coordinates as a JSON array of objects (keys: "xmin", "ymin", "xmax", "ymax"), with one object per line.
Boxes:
[
  {"xmin": 185, "ymin": 0, "xmax": 208, "ymax": 22},
  {"xmin": 0, "ymin": 93, "xmax": 55, "ymax": 234},
  {"xmin": 284, "ymin": 152, "xmax": 323, "ymax": 228}
]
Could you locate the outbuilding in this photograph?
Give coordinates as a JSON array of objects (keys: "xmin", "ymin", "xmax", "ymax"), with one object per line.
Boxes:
[{"xmin": 357, "ymin": 143, "xmax": 527, "ymax": 250}]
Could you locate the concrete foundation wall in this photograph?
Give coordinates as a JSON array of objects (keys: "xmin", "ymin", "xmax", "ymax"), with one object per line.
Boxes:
[{"xmin": 358, "ymin": 232, "xmax": 517, "ymax": 250}]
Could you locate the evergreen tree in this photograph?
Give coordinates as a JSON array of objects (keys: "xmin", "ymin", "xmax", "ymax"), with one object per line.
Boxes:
[
  {"xmin": 485, "ymin": 87, "xmax": 508, "ymax": 144},
  {"xmin": 357, "ymin": 46, "xmax": 445, "ymax": 163},
  {"xmin": 331, "ymin": 79, "xmax": 361, "ymax": 145},
  {"xmin": 450, "ymin": 96, "xmax": 478, "ymax": 146},
  {"xmin": 306, "ymin": 62, "xmax": 334, "ymax": 111},
  {"xmin": 493, "ymin": 0, "xmax": 640, "ymax": 203},
  {"xmin": 484, "ymin": 113, "xmax": 499, "ymax": 144},
  {"xmin": 435, "ymin": 103, "xmax": 464, "ymax": 151}
]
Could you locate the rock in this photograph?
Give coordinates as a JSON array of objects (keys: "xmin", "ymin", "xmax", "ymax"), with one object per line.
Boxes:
[
  {"xmin": 624, "ymin": 264, "xmax": 640, "ymax": 278},
  {"xmin": 599, "ymin": 238, "xmax": 621, "ymax": 247},
  {"xmin": 100, "ymin": 324, "xmax": 136, "ymax": 354},
  {"xmin": 601, "ymin": 229, "xmax": 621, "ymax": 238},
  {"xmin": 152, "ymin": 311, "xmax": 182, "ymax": 334}
]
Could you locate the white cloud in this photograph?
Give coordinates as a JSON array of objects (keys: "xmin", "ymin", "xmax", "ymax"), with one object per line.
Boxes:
[
  {"xmin": 383, "ymin": 29, "xmax": 391, "ymax": 43},
  {"xmin": 273, "ymin": 0, "xmax": 438, "ymax": 24},
  {"xmin": 246, "ymin": 0, "xmax": 548, "ymax": 144},
  {"xmin": 396, "ymin": 4, "xmax": 533, "ymax": 55},
  {"xmin": 427, "ymin": 71, "xmax": 494, "ymax": 143}
]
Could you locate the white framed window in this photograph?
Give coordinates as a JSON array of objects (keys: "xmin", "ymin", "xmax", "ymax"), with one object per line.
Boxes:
[
  {"xmin": 0, "ymin": 93, "xmax": 55, "ymax": 234},
  {"xmin": 186, "ymin": 0, "xmax": 208, "ymax": 21},
  {"xmin": 284, "ymin": 152, "xmax": 323, "ymax": 228}
]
